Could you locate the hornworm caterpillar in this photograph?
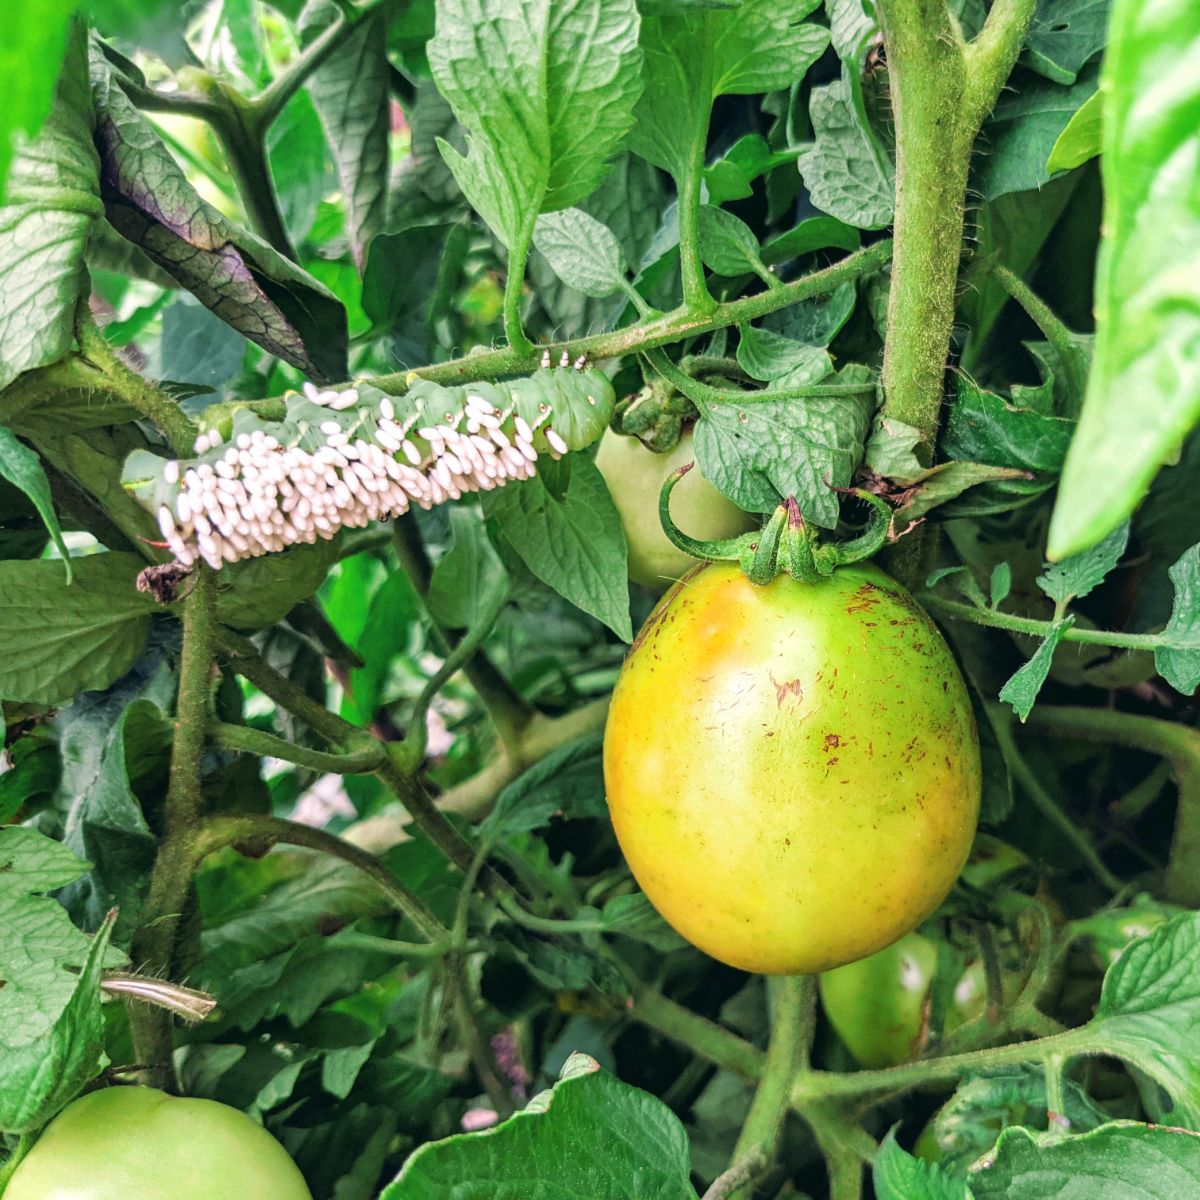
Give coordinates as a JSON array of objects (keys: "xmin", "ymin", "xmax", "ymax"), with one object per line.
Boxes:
[{"xmin": 123, "ymin": 363, "xmax": 615, "ymax": 571}]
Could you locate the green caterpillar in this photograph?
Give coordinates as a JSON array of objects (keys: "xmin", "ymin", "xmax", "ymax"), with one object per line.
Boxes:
[{"xmin": 124, "ymin": 362, "xmax": 615, "ymax": 570}]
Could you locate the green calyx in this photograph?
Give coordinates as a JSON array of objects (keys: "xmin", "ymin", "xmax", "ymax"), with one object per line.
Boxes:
[{"xmin": 657, "ymin": 467, "xmax": 893, "ymax": 585}]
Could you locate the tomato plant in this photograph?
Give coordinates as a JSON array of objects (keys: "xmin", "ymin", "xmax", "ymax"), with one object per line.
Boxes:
[
  {"xmin": 3, "ymin": 0, "xmax": 1200, "ymax": 1197},
  {"xmin": 4, "ymin": 1087, "xmax": 312, "ymax": 1200}
]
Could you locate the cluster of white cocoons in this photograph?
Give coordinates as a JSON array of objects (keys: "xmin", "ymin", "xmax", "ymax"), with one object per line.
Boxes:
[{"xmin": 156, "ymin": 381, "xmax": 566, "ymax": 570}]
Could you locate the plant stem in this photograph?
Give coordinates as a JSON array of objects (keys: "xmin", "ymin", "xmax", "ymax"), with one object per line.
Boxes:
[
  {"xmin": 991, "ymin": 715, "xmax": 1124, "ymax": 894},
  {"xmin": 208, "ymin": 90, "xmax": 295, "ymax": 258},
  {"xmin": 876, "ymin": 0, "xmax": 1036, "ymax": 458},
  {"xmin": 202, "ymin": 814, "xmax": 447, "ymax": 940},
  {"xmin": 628, "ymin": 986, "xmax": 765, "ymax": 1081},
  {"xmin": 207, "ymin": 721, "xmax": 385, "ymax": 773},
  {"xmin": 128, "ymin": 566, "xmax": 218, "ymax": 1087},
  {"xmin": 702, "ymin": 1154, "xmax": 767, "ymax": 1200},
  {"xmin": 923, "ymin": 593, "xmax": 1169, "ymax": 652},
  {"xmin": 219, "ymin": 241, "xmax": 891, "ymax": 423},
  {"xmin": 446, "ymin": 964, "xmax": 515, "ymax": 1119},
  {"xmin": 987, "ymin": 262, "xmax": 1088, "ymax": 402},
  {"xmin": 727, "ymin": 976, "xmax": 814, "ymax": 1200},
  {"xmin": 676, "ymin": 142, "xmax": 714, "ymax": 313},
  {"xmin": 75, "ymin": 306, "xmax": 197, "ymax": 456},
  {"xmin": 391, "ymin": 517, "xmax": 531, "ymax": 759},
  {"xmin": 502, "ymin": 217, "xmax": 536, "ymax": 356},
  {"xmin": 1025, "ymin": 706, "xmax": 1200, "ymax": 905}
]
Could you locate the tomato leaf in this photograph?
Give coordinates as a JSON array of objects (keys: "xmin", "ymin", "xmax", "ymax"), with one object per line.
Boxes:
[
  {"xmin": 0, "ymin": 554, "xmax": 157, "ymax": 705},
  {"xmin": 874, "ymin": 1128, "xmax": 965, "ymax": 1200},
  {"xmin": 533, "ymin": 209, "xmax": 629, "ymax": 300},
  {"xmin": 0, "ymin": 31, "xmax": 100, "ymax": 390},
  {"xmin": 697, "ymin": 205, "xmax": 769, "ymax": 279},
  {"xmin": 1036, "ymin": 521, "xmax": 1129, "ymax": 607},
  {"xmin": 298, "ymin": 0, "xmax": 389, "ymax": 271},
  {"xmin": 381, "ymin": 1056, "xmax": 697, "ymax": 1199},
  {"xmin": 428, "ymin": 505, "xmax": 508, "ymax": 630},
  {"xmin": 999, "ymin": 618, "xmax": 1073, "ymax": 721},
  {"xmin": 736, "ymin": 325, "xmax": 830, "ymax": 383},
  {"xmin": 1156, "ymin": 544, "xmax": 1200, "ymax": 695},
  {"xmin": 1048, "ymin": 0, "xmax": 1200, "ymax": 557},
  {"xmin": 973, "ymin": 1122, "xmax": 1200, "ymax": 1197},
  {"xmin": 1022, "ymin": 0, "xmax": 1111, "ymax": 86},
  {"xmin": 90, "ymin": 46, "xmax": 348, "ymax": 382},
  {"xmin": 0, "ymin": 831, "xmax": 119, "ymax": 1132},
  {"xmin": 1047, "ymin": 88, "xmax": 1103, "ymax": 173},
  {"xmin": 428, "ymin": 0, "xmax": 643, "ymax": 249},
  {"xmin": 798, "ymin": 75, "xmax": 894, "ymax": 230},
  {"xmin": 978, "ymin": 66, "xmax": 1100, "ymax": 201},
  {"xmin": 694, "ymin": 375, "xmax": 872, "ymax": 528},
  {"xmin": 761, "ymin": 215, "xmax": 861, "ymax": 266},
  {"xmin": 0, "ymin": 426, "xmax": 71, "ymax": 580},
  {"xmin": 941, "ymin": 379, "xmax": 1075, "ymax": 472},
  {"xmin": 482, "ymin": 454, "xmax": 631, "ymax": 641},
  {"xmin": 1082, "ymin": 912, "xmax": 1200, "ymax": 1124}
]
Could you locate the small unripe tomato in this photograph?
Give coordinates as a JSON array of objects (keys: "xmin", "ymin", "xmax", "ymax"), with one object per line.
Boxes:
[
  {"xmin": 5, "ymin": 1087, "xmax": 312, "ymax": 1200},
  {"xmin": 604, "ymin": 561, "xmax": 981, "ymax": 974},
  {"xmin": 595, "ymin": 427, "xmax": 753, "ymax": 590}
]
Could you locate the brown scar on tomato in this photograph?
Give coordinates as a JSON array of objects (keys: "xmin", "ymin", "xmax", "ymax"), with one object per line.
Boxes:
[
  {"xmin": 770, "ymin": 672, "xmax": 804, "ymax": 706},
  {"xmin": 824, "ymin": 733, "xmax": 841, "ymax": 752}
]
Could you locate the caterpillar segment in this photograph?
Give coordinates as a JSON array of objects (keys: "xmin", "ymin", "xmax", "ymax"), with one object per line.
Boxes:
[{"xmin": 123, "ymin": 365, "xmax": 615, "ymax": 571}]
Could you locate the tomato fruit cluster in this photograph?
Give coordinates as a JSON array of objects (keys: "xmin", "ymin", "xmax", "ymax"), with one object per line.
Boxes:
[
  {"xmin": 604, "ymin": 559, "xmax": 981, "ymax": 975},
  {"xmin": 5, "ymin": 1087, "xmax": 312, "ymax": 1200}
]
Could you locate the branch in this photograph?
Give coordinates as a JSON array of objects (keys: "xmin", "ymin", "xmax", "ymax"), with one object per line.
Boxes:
[
  {"xmin": 628, "ymin": 985, "xmax": 766, "ymax": 1081},
  {"xmin": 963, "ymin": 0, "xmax": 1040, "ymax": 124},
  {"xmin": 702, "ymin": 1153, "xmax": 767, "ymax": 1200},
  {"xmin": 726, "ymin": 976, "xmax": 814, "ymax": 1200},
  {"xmin": 1025, "ymin": 706, "xmax": 1200, "ymax": 906},
  {"xmin": 208, "ymin": 720, "xmax": 386, "ymax": 774}
]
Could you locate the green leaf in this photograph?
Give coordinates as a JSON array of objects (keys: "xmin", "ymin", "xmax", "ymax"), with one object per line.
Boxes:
[
  {"xmin": 977, "ymin": 66, "xmax": 1099, "ymax": 201},
  {"xmin": 1048, "ymin": 0, "xmax": 1200, "ymax": 558},
  {"xmin": 1037, "ymin": 521, "xmax": 1129, "ymax": 607},
  {"xmin": 532, "ymin": 209, "xmax": 628, "ymax": 299},
  {"xmin": 57, "ymin": 698, "xmax": 164, "ymax": 944},
  {"xmin": 941, "ymin": 379, "xmax": 1075, "ymax": 472},
  {"xmin": 428, "ymin": 0, "xmax": 643, "ymax": 248},
  {"xmin": 298, "ymin": 0, "xmax": 389, "ymax": 271},
  {"xmin": 483, "ymin": 454, "xmax": 631, "ymax": 641},
  {"xmin": 0, "ymin": 907, "xmax": 114, "ymax": 1134},
  {"xmin": 597, "ymin": 893, "xmax": 687, "ymax": 952},
  {"xmin": 1086, "ymin": 912, "xmax": 1200, "ymax": 1123},
  {"xmin": 971, "ymin": 1122, "xmax": 1200, "ymax": 1198},
  {"xmin": 90, "ymin": 46, "xmax": 348, "ymax": 382},
  {"xmin": 874, "ymin": 1128, "xmax": 964, "ymax": 1200},
  {"xmin": 763, "ymin": 280, "xmax": 858, "ymax": 347},
  {"xmin": 990, "ymin": 563, "xmax": 1012, "ymax": 608},
  {"xmin": 920, "ymin": 1065, "xmax": 1109, "ymax": 1175},
  {"xmin": 798, "ymin": 76, "xmax": 894, "ymax": 230},
  {"xmin": 629, "ymin": 0, "xmax": 827, "ymax": 184},
  {"xmin": 344, "ymin": 567, "xmax": 420, "ymax": 725},
  {"xmin": 760, "ymin": 215, "xmax": 861, "ymax": 265},
  {"xmin": 0, "ymin": 553, "xmax": 156, "ymax": 705},
  {"xmin": 1023, "ymin": 0, "xmax": 1110, "ymax": 85},
  {"xmin": 999, "ymin": 619, "xmax": 1072, "ymax": 721},
  {"xmin": 217, "ymin": 539, "xmax": 340, "ymax": 630},
  {"xmin": 864, "ymin": 416, "xmax": 924, "ymax": 484},
  {"xmin": 894, "ymin": 462, "xmax": 1035, "ymax": 527},
  {"xmin": 480, "ymin": 734, "xmax": 605, "ymax": 841},
  {"xmin": 428, "ymin": 505, "xmax": 508, "ymax": 630},
  {"xmin": 1157, "ymin": 545, "xmax": 1200, "ymax": 694},
  {"xmin": 693, "ymin": 379, "xmax": 872, "ymax": 528},
  {"xmin": 381, "ymin": 1058, "xmax": 697, "ymax": 1199},
  {"xmin": 696, "ymin": 204, "xmax": 768, "ymax": 278},
  {"xmin": 0, "ymin": 31, "xmax": 101, "ymax": 390},
  {"xmin": 0, "ymin": 426, "xmax": 71, "ymax": 579},
  {"xmin": 736, "ymin": 325, "xmax": 830, "ymax": 383},
  {"xmin": 159, "ymin": 295, "xmax": 248, "ymax": 391},
  {"xmin": 703, "ymin": 133, "xmax": 797, "ymax": 206},
  {"xmin": 1047, "ymin": 88, "xmax": 1103, "ymax": 173}
]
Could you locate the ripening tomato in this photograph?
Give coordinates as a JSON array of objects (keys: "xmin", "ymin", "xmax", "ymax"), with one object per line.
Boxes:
[
  {"xmin": 603, "ymin": 560, "xmax": 981, "ymax": 975},
  {"xmin": 595, "ymin": 427, "xmax": 754, "ymax": 590},
  {"xmin": 5, "ymin": 1087, "xmax": 312, "ymax": 1200}
]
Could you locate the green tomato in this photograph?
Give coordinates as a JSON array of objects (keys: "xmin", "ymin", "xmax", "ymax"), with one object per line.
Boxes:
[
  {"xmin": 819, "ymin": 836, "xmax": 1038, "ymax": 1068},
  {"xmin": 5, "ymin": 1087, "xmax": 312, "ymax": 1200},
  {"xmin": 604, "ymin": 560, "xmax": 981, "ymax": 974},
  {"xmin": 595, "ymin": 427, "xmax": 754, "ymax": 590}
]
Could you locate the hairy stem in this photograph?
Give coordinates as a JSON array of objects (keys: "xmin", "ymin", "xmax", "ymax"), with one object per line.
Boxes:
[
  {"xmin": 727, "ymin": 976, "xmax": 814, "ymax": 1200},
  {"xmin": 876, "ymin": 0, "xmax": 1037, "ymax": 456},
  {"xmin": 208, "ymin": 721, "xmax": 386, "ymax": 773},
  {"xmin": 502, "ymin": 218, "xmax": 536, "ymax": 356},
  {"xmin": 1025, "ymin": 706, "xmax": 1200, "ymax": 906},
  {"xmin": 628, "ymin": 986, "xmax": 766, "ymax": 1081},
  {"xmin": 128, "ymin": 566, "xmax": 218, "ymax": 1087},
  {"xmin": 676, "ymin": 140, "xmax": 714, "ymax": 313}
]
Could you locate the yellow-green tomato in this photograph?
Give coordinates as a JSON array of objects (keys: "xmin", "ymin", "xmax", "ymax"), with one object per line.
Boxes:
[
  {"xmin": 595, "ymin": 427, "xmax": 753, "ymax": 590},
  {"xmin": 603, "ymin": 561, "xmax": 981, "ymax": 975},
  {"xmin": 5, "ymin": 1087, "xmax": 312, "ymax": 1200}
]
